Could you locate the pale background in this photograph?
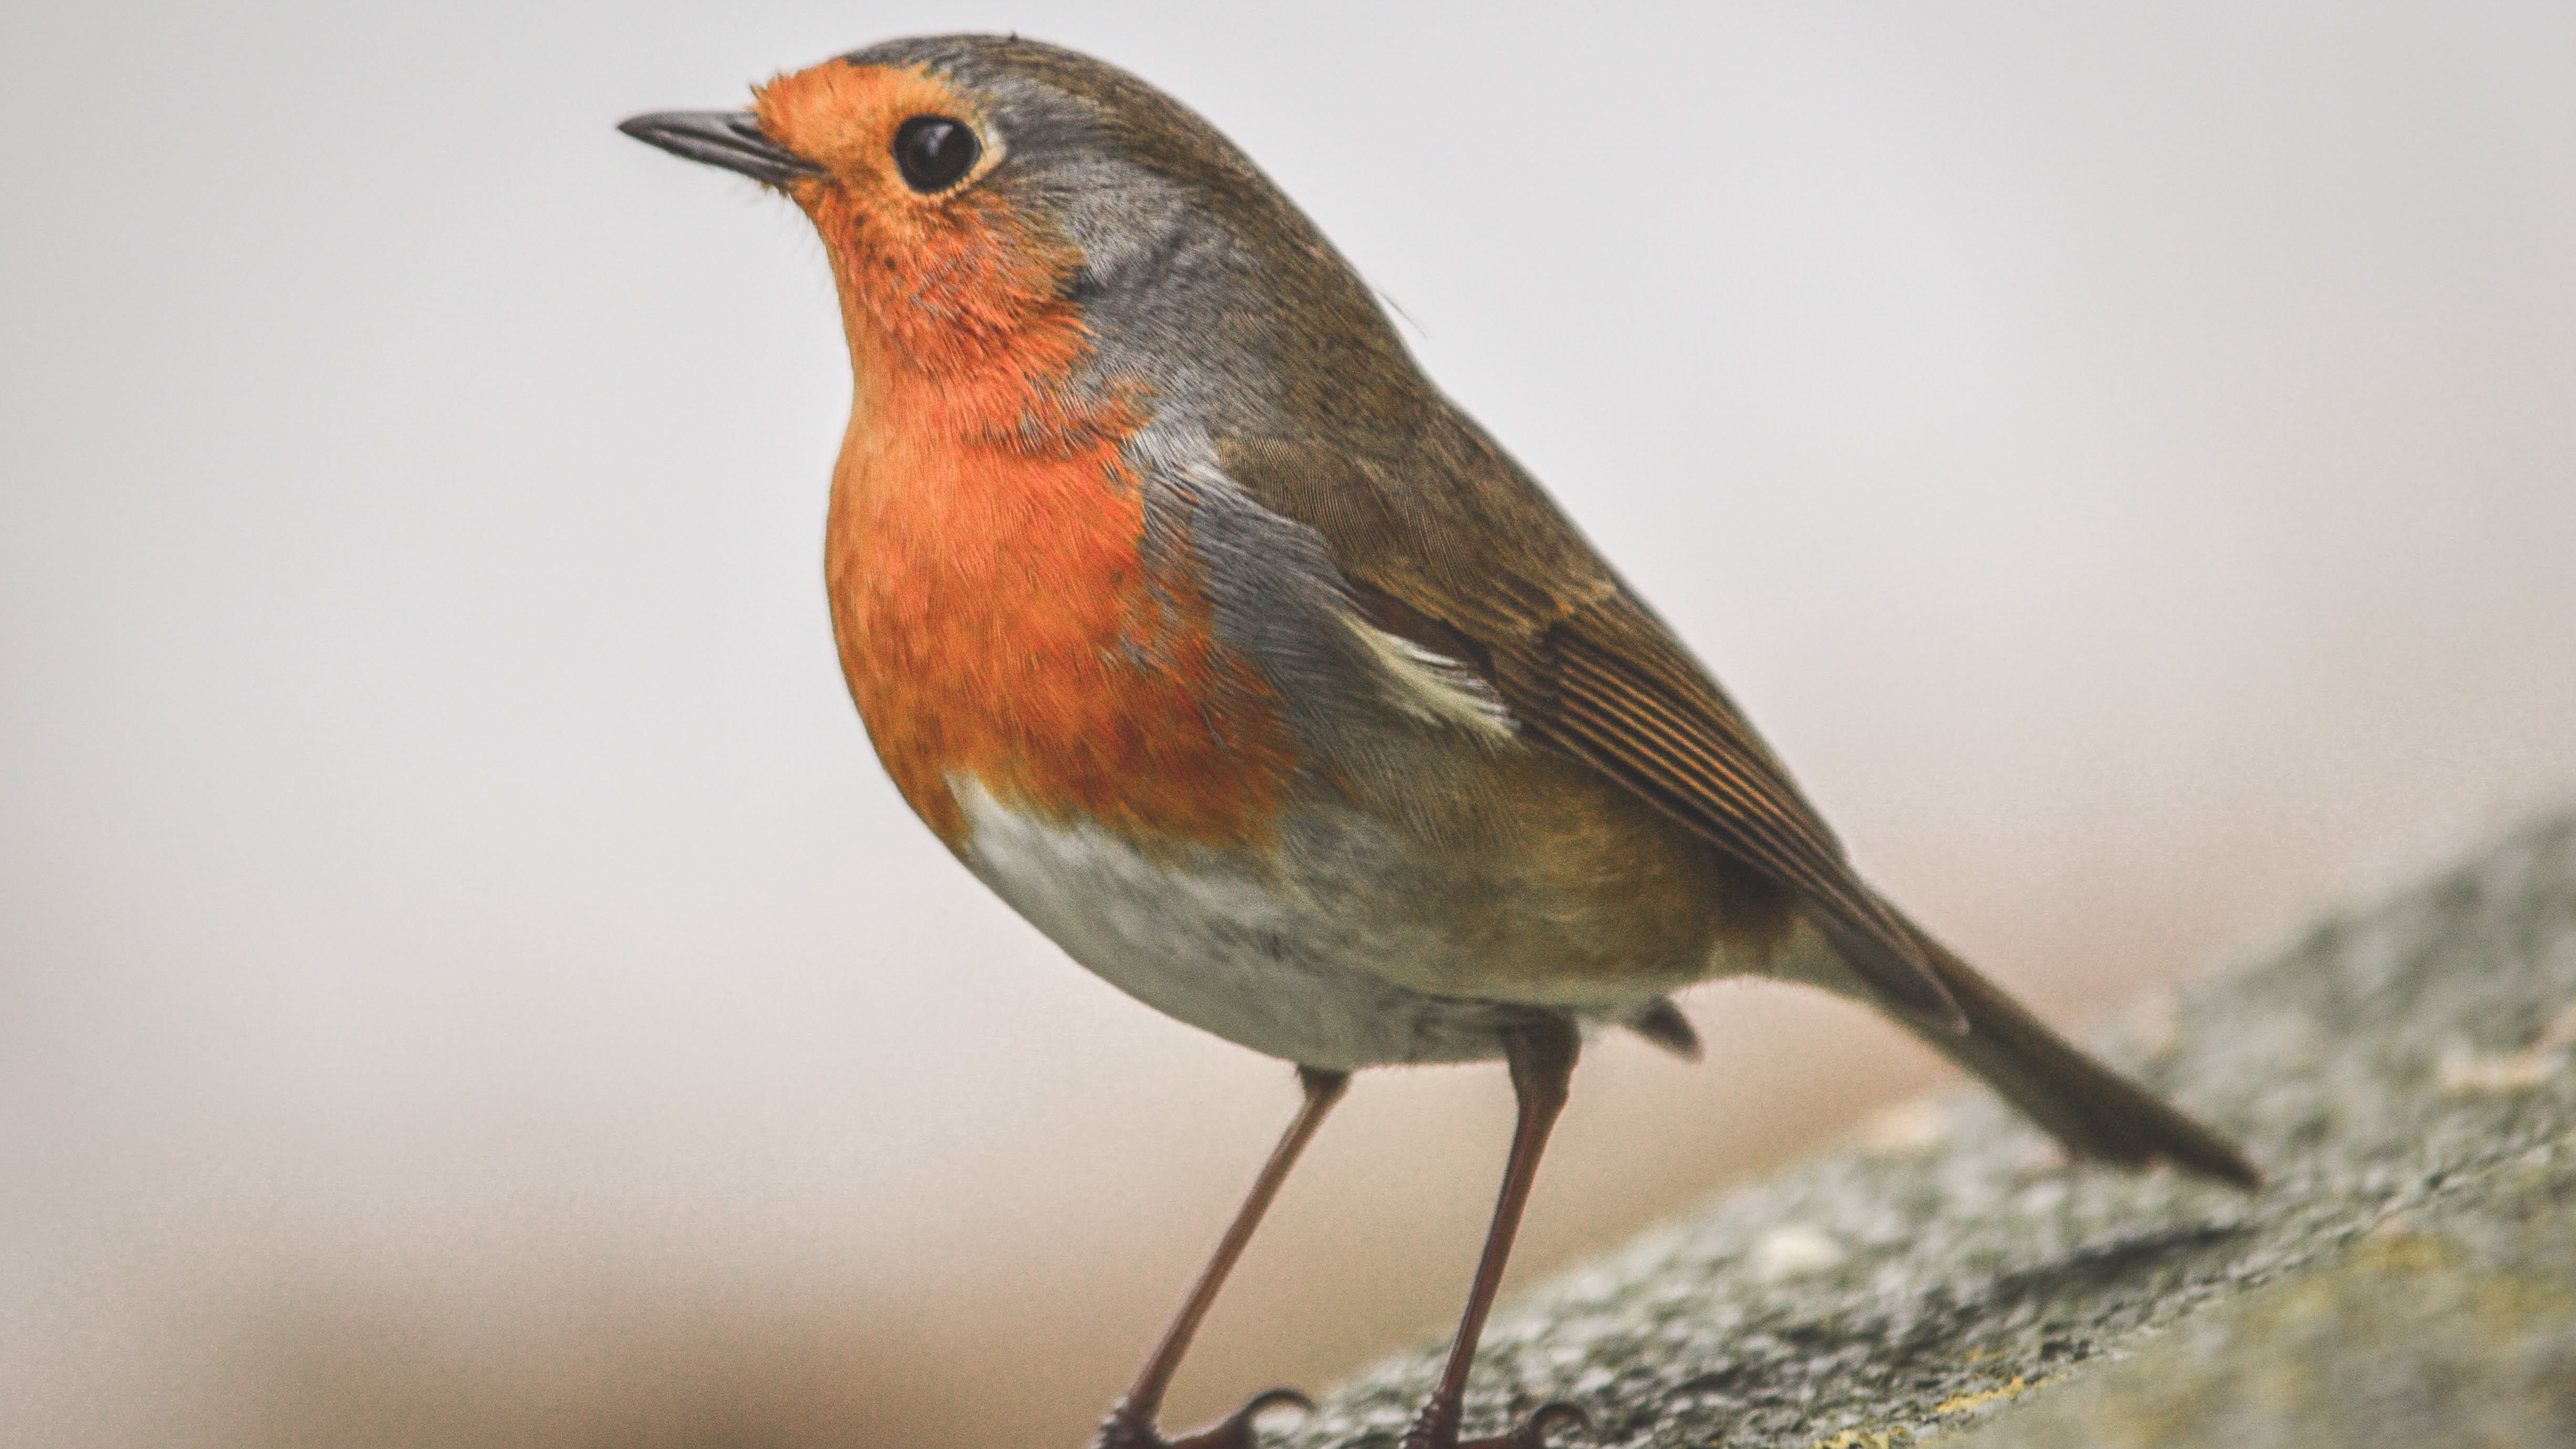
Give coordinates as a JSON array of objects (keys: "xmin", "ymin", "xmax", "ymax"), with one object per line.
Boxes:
[{"xmin": 5, "ymin": 3, "xmax": 2572, "ymax": 1446}]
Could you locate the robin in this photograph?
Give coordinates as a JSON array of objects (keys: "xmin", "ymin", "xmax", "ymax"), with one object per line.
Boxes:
[{"xmin": 620, "ymin": 34, "xmax": 2258, "ymax": 1449}]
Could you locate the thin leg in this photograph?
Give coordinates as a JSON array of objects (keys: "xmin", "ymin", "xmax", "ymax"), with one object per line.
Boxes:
[
  {"xmin": 1094, "ymin": 1065, "xmax": 1350, "ymax": 1449},
  {"xmin": 1401, "ymin": 1018, "xmax": 1590, "ymax": 1449}
]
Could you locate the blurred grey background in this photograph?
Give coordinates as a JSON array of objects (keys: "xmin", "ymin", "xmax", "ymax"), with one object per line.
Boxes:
[{"xmin": 4, "ymin": 3, "xmax": 2571, "ymax": 1445}]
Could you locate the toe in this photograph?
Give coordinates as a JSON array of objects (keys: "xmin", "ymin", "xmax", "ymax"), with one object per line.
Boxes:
[
  {"xmin": 1094, "ymin": 1387, "xmax": 1312, "ymax": 1449},
  {"xmin": 1456, "ymin": 1399, "xmax": 1593, "ymax": 1449},
  {"xmin": 1170, "ymin": 1388, "xmax": 1312, "ymax": 1449}
]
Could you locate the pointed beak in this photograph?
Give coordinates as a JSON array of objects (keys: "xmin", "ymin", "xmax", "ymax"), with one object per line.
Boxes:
[{"xmin": 617, "ymin": 110, "xmax": 823, "ymax": 187}]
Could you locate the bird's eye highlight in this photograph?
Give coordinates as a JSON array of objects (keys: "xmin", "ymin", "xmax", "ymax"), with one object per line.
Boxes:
[{"xmin": 892, "ymin": 115, "xmax": 980, "ymax": 193}]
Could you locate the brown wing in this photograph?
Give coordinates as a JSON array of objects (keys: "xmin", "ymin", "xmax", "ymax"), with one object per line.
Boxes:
[{"xmin": 1218, "ymin": 423, "xmax": 1968, "ymax": 1033}]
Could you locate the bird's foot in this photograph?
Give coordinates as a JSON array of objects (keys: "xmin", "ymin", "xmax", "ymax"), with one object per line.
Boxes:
[
  {"xmin": 1091, "ymin": 1388, "xmax": 1312, "ymax": 1449},
  {"xmin": 1399, "ymin": 1399, "xmax": 1590, "ymax": 1449}
]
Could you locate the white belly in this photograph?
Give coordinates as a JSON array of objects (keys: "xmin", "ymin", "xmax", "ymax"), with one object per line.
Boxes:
[{"xmin": 952, "ymin": 780, "xmax": 1534, "ymax": 1069}]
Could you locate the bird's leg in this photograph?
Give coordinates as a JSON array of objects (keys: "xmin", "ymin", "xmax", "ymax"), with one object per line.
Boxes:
[
  {"xmin": 1400, "ymin": 1019, "xmax": 1591, "ymax": 1449},
  {"xmin": 1093, "ymin": 1065, "xmax": 1350, "ymax": 1449}
]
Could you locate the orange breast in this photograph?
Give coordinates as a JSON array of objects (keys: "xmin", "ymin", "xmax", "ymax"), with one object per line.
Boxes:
[
  {"xmin": 824, "ymin": 367, "xmax": 1296, "ymax": 854},
  {"xmin": 785, "ymin": 119, "xmax": 1295, "ymax": 856}
]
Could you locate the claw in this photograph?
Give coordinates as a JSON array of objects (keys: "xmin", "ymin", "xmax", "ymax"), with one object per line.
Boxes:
[
  {"xmin": 1172, "ymin": 1387, "xmax": 1313, "ymax": 1449},
  {"xmin": 1457, "ymin": 1400, "xmax": 1593, "ymax": 1449},
  {"xmin": 1510, "ymin": 1401, "xmax": 1593, "ymax": 1448},
  {"xmin": 1095, "ymin": 1387, "xmax": 1313, "ymax": 1449}
]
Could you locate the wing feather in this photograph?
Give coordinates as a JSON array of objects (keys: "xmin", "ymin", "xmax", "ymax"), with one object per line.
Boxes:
[
  {"xmin": 1531, "ymin": 606, "xmax": 1965, "ymax": 1029},
  {"xmin": 1218, "ymin": 427, "xmax": 1966, "ymax": 1032}
]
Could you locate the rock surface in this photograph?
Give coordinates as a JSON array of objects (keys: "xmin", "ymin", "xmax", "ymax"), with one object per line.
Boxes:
[{"xmin": 1275, "ymin": 814, "xmax": 2576, "ymax": 1448}]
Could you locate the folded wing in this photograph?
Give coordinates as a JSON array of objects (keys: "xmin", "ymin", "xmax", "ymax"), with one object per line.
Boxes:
[{"xmin": 1214, "ymin": 424, "xmax": 1967, "ymax": 1032}]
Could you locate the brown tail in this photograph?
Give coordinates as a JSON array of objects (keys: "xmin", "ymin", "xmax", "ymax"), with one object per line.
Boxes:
[{"xmin": 1900, "ymin": 924, "xmax": 2261, "ymax": 1190}]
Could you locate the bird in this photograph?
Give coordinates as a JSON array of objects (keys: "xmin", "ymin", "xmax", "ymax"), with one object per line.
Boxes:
[{"xmin": 619, "ymin": 34, "xmax": 2259, "ymax": 1449}]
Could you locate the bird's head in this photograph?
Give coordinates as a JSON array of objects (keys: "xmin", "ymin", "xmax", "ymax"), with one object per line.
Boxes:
[{"xmin": 621, "ymin": 35, "xmax": 1416, "ymax": 439}]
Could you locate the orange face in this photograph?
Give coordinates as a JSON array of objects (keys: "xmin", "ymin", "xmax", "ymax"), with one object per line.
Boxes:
[{"xmin": 751, "ymin": 62, "xmax": 1089, "ymax": 439}]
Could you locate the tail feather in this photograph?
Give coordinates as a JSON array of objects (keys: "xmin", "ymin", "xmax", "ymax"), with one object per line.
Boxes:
[{"xmin": 1898, "ymin": 924, "xmax": 2261, "ymax": 1190}]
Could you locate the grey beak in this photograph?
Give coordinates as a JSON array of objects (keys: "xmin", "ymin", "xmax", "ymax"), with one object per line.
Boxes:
[{"xmin": 618, "ymin": 110, "xmax": 823, "ymax": 186}]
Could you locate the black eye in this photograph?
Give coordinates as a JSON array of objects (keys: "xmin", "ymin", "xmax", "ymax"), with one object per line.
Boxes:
[{"xmin": 892, "ymin": 115, "xmax": 980, "ymax": 193}]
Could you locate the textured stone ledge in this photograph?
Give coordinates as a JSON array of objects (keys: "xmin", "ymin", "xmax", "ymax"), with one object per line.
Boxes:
[{"xmin": 1277, "ymin": 814, "xmax": 2576, "ymax": 1448}]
